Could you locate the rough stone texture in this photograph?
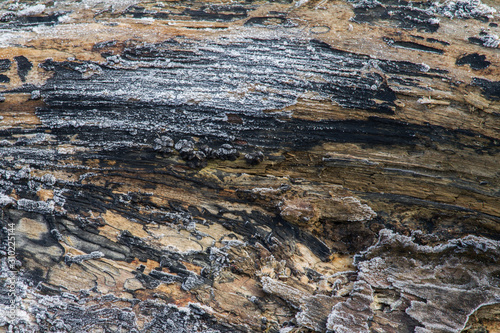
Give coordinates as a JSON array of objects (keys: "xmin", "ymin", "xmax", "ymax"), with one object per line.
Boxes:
[{"xmin": 0, "ymin": 0, "xmax": 499, "ymax": 332}]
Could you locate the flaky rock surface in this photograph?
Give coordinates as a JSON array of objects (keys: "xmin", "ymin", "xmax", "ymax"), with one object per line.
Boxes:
[{"xmin": 0, "ymin": 0, "xmax": 499, "ymax": 332}]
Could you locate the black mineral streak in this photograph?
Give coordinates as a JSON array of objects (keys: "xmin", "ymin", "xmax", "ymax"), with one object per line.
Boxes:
[
  {"xmin": 14, "ymin": 55, "xmax": 32, "ymax": 82},
  {"xmin": 384, "ymin": 38, "xmax": 445, "ymax": 54},
  {"xmin": 0, "ymin": 59, "xmax": 11, "ymax": 72},
  {"xmin": 469, "ymin": 36, "xmax": 488, "ymax": 46},
  {"xmin": 17, "ymin": 14, "xmax": 62, "ymax": 26},
  {"xmin": 244, "ymin": 16, "xmax": 292, "ymax": 27},
  {"xmin": 472, "ymin": 78, "xmax": 500, "ymax": 100},
  {"xmin": 182, "ymin": 6, "xmax": 249, "ymax": 22},
  {"xmin": 0, "ymin": 12, "xmax": 64, "ymax": 29},
  {"xmin": 426, "ymin": 37, "xmax": 450, "ymax": 46},
  {"xmin": 456, "ymin": 53, "xmax": 491, "ymax": 70},
  {"xmin": 245, "ymin": 151, "xmax": 264, "ymax": 165},
  {"xmin": 33, "ymin": 38, "xmax": 460, "ymax": 154}
]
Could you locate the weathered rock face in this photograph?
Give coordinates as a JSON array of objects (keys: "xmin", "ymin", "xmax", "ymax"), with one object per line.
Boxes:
[{"xmin": 0, "ymin": 0, "xmax": 499, "ymax": 332}]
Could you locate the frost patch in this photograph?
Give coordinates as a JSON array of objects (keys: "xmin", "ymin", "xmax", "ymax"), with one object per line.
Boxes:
[
  {"xmin": 18, "ymin": 4, "xmax": 46, "ymax": 16},
  {"xmin": 0, "ymin": 193, "xmax": 14, "ymax": 206},
  {"xmin": 41, "ymin": 173, "xmax": 56, "ymax": 186},
  {"xmin": 476, "ymin": 33, "xmax": 500, "ymax": 48},
  {"xmin": 431, "ymin": 0, "xmax": 497, "ymax": 19},
  {"xmin": 64, "ymin": 251, "xmax": 104, "ymax": 265},
  {"xmin": 17, "ymin": 199, "xmax": 55, "ymax": 214}
]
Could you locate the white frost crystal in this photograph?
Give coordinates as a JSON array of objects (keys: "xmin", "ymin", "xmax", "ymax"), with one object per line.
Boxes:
[{"xmin": 431, "ymin": 0, "xmax": 497, "ymax": 19}]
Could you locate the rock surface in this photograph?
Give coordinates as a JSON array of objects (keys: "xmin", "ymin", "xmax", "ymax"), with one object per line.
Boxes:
[{"xmin": 0, "ymin": 0, "xmax": 499, "ymax": 332}]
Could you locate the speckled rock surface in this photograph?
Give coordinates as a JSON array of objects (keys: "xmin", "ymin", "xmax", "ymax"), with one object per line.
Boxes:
[{"xmin": 0, "ymin": 0, "xmax": 499, "ymax": 332}]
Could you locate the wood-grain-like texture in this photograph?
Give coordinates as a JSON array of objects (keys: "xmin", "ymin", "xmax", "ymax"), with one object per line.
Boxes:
[{"xmin": 0, "ymin": 0, "xmax": 499, "ymax": 332}]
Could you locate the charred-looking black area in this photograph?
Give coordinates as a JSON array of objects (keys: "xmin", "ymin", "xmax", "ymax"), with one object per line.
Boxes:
[
  {"xmin": 456, "ymin": 53, "xmax": 491, "ymax": 70},
  {"xmin": 33, "ymin": 37, "xmax": 457, "ymax": 145},
  {"xmin": 4, "ymin": 36, "xmax": 498, "ymax": 177},
  {"xmin": 244, "ymin": 16, "xmax": 293, "ymax": 27},
  {"xmin": 468, "ymin": 32, "xmax": 500, "ymax": 48},
  {"xmin": 426, "ymin": 37, "xmax": 450, "ymax": 46},
  {"xmin": 350, "ymin": 0, "xmax": 440, "ymax": 33},
  {"xmin": 0, "ymin": 13, "xmax": 64, "ymax": 29},
  {"xmin": 0, "ymin": 59, "xmax": 11, "ymax": 72},
  {"xmin": 17, "ymin": 14, "xmax": 63, "ymax": 25},
  {"xmin": 32, "ymin": 38, "xmax": 414, "ymax": 147},
  {"xmin": 182, "ymin": 6, "xmax": 249, "ymax": 22},
  {"xmin": 14, "ymin": 55, "xmax": 32, "ymax": 82},
  {"xmin": 472, "ymin": 78, "xmax": 500, "ymax": 100},
  {"xmin": 37, "ymin": 38, "xmax": 401, "ymax": 116},
  {"xmin": 468, "ymin": 36, "xmax": 487, "ymax": 46},
  {"xmin": 31, "ymin": 102, "xmax": 497, "ymax": 158}
]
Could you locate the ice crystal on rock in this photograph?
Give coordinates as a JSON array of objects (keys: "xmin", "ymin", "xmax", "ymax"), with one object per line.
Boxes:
[{"xmin": 431, "ymin": 0, "xmax": 497, "ymax": 19}]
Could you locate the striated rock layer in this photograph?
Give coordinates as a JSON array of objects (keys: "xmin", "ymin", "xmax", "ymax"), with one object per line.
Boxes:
[{"xmin": 0, "ymin": 0, "xmax": 499, "ymax": 332}]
